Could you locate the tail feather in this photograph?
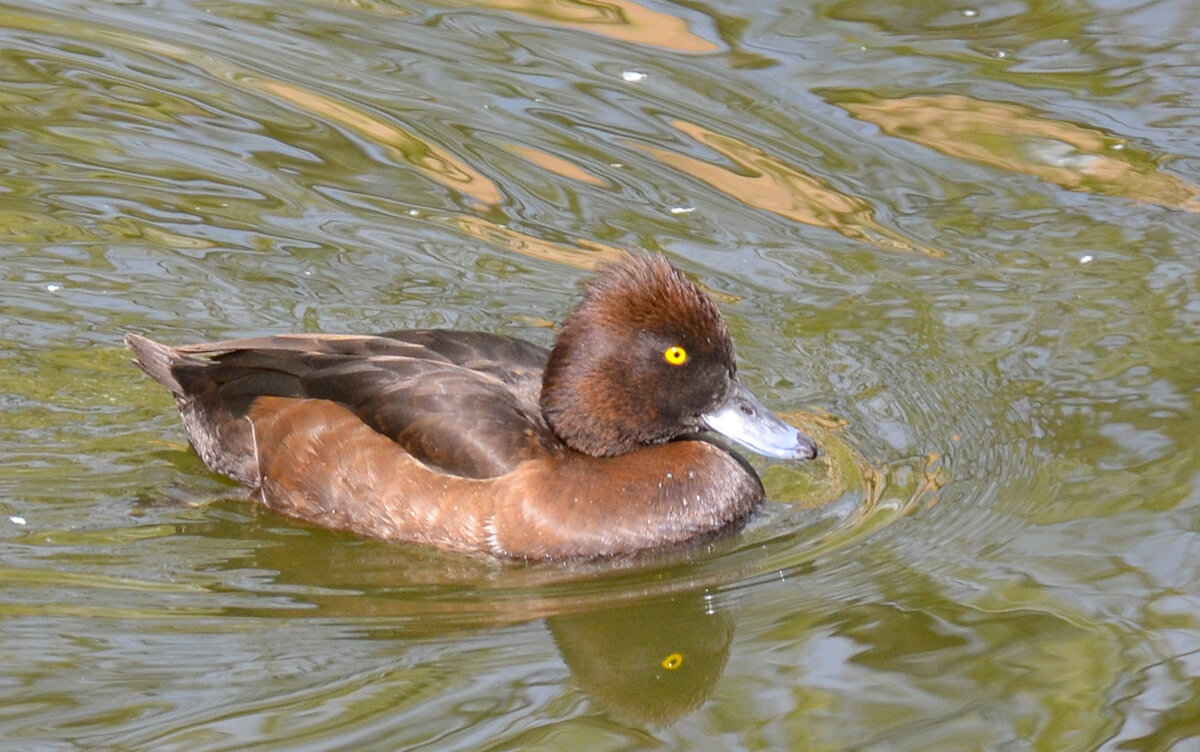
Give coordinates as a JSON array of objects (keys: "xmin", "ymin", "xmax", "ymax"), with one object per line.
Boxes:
[
  {"xmin": 126, "ymin": 332, "xmax": 194, "ymax": 396},
  {"xmin": 126, "ymin": 332, "xmax": 259, "ymax": 486}
]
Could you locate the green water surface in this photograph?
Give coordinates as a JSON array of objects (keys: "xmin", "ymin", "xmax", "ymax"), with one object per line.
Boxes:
[{"xmin": 2, "ymin": 0, "xmax": 1199, "ymax": 749}]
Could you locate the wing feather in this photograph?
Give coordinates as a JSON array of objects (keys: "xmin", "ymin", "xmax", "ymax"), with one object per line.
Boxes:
[{"xmin": 186, "ymin": 331, "xmax": 556, "ymax": 478}]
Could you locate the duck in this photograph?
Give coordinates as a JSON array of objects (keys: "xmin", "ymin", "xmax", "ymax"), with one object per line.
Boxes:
[{"xmin": 127, "ymin": 255, "xmax": 817, "ymax": 559}]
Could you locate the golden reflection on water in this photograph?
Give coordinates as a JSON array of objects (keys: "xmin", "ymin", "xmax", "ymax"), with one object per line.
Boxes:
[
  {"xmin": 0, "ymin": 8, "xmax": 504, "ymax": 207},
  {"xmin": 458, "ymin": 0, "xmax": 719, "ymax": 53},
  {"xmin": 842, "ymin": 94, "xmax": 1200, "ymax": 212},
  {"xmin": 630, "ymin": 120, "xmax": 942, "ymax": 256},
  {"xmin": 450, "ymin": 219, "xmax": 748, "ymax": 304},
  {"xmin": 506, "ymin": 144, "xmax": 610, "ymax": 187},
  {"xmin": 453, "ymin": 215, "xmax": 626, "ymax": 269},
  {"xmin": 257, "ymin": 80, "xmax": 504, "ymax": 206}
]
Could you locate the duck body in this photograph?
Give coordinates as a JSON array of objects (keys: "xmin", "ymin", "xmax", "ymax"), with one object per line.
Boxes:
[{"xmin": 128, "ymin": 256, "xmax": 816, "ymax": 559}]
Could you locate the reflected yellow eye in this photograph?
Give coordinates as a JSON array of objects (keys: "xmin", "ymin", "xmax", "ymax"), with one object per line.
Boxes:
[{"xmin": 664, "ymin": 345, "xmax": 687, "ymax": 366}]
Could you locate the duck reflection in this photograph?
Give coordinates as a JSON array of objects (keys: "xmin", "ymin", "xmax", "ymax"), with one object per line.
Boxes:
[
  {"xmin": 548, "ymin": 592, "xmax": 733, "ymax": 726},
  {"xmin": 194, "ymin": 508, "xmax": 736, "ymax": 725}
]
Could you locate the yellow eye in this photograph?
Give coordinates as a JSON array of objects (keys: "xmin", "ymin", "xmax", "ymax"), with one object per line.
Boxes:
[
  {"xmin": 664, "ymin": 345, "xmax": 687, "ymax": 366},
  {"xmin": 662, "ymin": 652, "xmax": 683, "ymax": 670}
]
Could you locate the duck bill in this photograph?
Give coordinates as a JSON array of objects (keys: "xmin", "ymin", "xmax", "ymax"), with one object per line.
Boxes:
[{"xmin": 700, "ymin": 381, "xmax": 818, "ymax": 460}]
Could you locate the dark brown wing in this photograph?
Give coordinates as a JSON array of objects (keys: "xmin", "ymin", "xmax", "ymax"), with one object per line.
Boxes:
[{"xmin": 173, "ymin": 331, "xmax": 557, "ymax": 479}]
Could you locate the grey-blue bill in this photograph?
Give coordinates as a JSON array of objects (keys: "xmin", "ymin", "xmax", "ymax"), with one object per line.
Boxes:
[{"xmin": 701, "ymin": 380, "xmax": 818, "ymax": 460}]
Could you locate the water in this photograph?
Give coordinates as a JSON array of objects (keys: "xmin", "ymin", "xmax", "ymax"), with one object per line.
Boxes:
[{"xmin": 2, "ymin": 0, "xmax": 1199, "ymax": 749}]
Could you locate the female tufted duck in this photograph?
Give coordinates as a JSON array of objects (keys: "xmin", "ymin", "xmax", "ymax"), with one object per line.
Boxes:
[{"xmin": 128, "ymin": 255, "xmax": 817, "ymax": 559}]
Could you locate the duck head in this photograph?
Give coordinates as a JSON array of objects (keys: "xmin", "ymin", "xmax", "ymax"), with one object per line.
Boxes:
[{"xmin": 540, "ymin": 255, "xmax": 818, "ymax": 460}]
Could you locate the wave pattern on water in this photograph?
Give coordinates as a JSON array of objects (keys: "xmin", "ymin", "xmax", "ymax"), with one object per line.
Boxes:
[{"xmin": 2, "ymin": 0, "xmax": 1200, "ymax": 748}]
